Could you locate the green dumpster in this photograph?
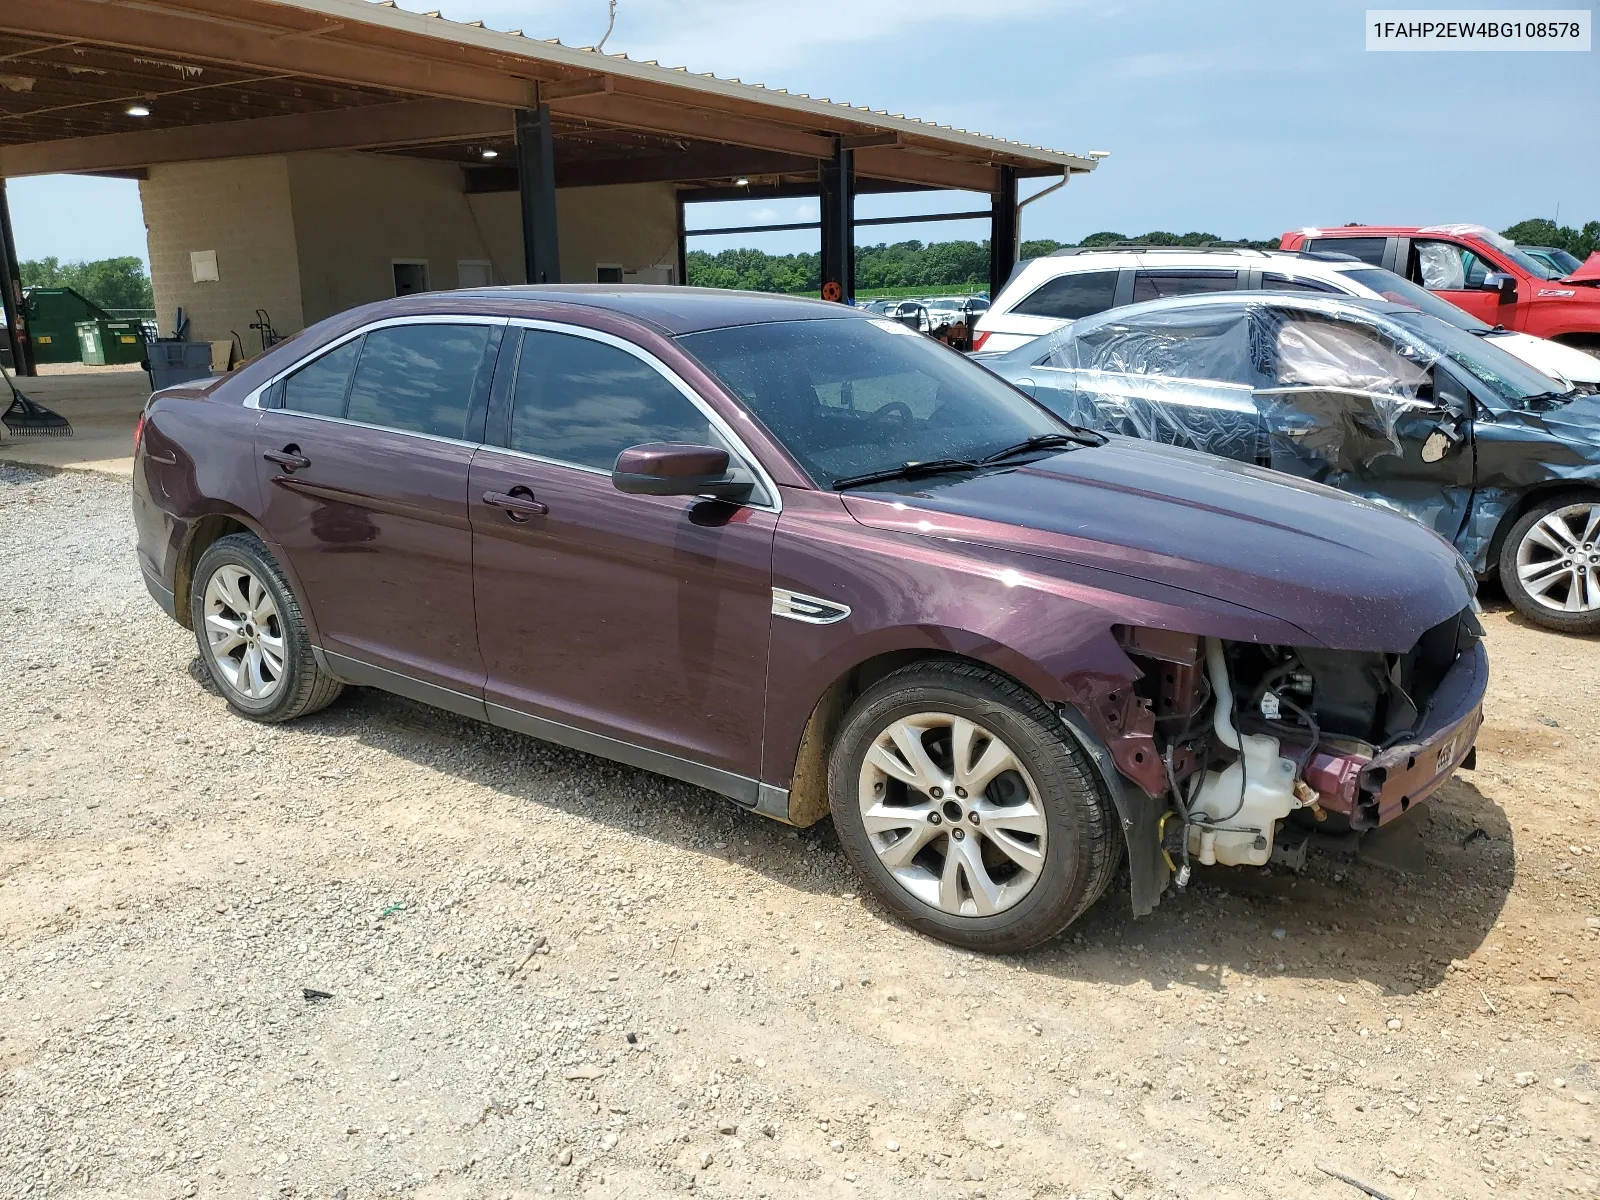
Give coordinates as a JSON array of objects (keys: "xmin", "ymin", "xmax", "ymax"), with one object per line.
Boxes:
[
  {"xmin": 76, "ymin": 318, "xmax": 146, "ymax": 365},
  {"xmin": 23, "ymin": 287, "xmax": 111, "ymax": 364}
]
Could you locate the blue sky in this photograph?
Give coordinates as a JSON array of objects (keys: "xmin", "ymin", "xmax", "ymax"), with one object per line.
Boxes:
[{"xmin": 8, "ymin": 0, "xmax": 1596, "ymax": 265}]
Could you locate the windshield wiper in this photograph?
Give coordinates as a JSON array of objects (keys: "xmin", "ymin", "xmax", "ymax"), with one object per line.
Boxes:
[
  {"xmin": 832, "ymin": 457, "xmax": 980, "ymax": 490},
  {"xmin": 1469, "ymin": 324, "xmax": 1510, "ymax": 336},
  {"xmin": 1519, "ymin": 388, "xmax": 1580, "ymax": 408},
  {"xmin": 980, "ymin": 431, "xmax": 1106, "ymax": 464}
]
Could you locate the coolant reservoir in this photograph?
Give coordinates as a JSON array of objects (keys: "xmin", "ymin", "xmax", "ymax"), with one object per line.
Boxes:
[
  {"xmin": 1187, "ymin": 638, "xmax": 1302, "ymax": 867},
  {"xmin": 1188, "ymin": 732, "xmax": 1299, "ymax": 866}
]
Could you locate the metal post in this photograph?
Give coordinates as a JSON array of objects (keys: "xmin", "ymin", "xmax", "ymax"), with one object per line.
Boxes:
[
  {"xmin": 0, "ymin": 179, "xmax": 35, "ymax": 377},
  {"xmin": 515, "ymin": 105, "xmax": 561, "ymax": 285},
  {"xmin": 818, "ymin": 141, "xmax": 855, "ymax": 303},
  {"xmin": 989, "ymin": 165, "xmax": 1019, "ymax": 302},
  {"xmin": 675, "ymin": 191, "xmax": 689, "ymax": 287}
]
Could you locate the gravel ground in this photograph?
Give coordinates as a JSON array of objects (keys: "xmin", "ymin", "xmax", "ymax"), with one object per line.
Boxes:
[{"xmin": 1, "ymin": 461, "xmax": 1597, "ymax": 1200}]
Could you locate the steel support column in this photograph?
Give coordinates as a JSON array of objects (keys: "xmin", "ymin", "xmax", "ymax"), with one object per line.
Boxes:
[
  {"xmin": 989, "ymin": 165, "xmax": 1019, "ymax": 301},
  {"xmin": 675, "ymin": 191, "xmax": 688, "ymax": 287},
  {"xmin": 515, "ymin": 105, "xmax": 560, "ymax": 285},
  {"xmin": 818, "ymin": 141, "xmax": 855, "ymax": 303},
  {"xmin": 0, "ymin": 180, "xmax": 34, "ymax": 377}
]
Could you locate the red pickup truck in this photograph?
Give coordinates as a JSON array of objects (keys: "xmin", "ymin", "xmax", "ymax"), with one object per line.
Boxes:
[{"xmin": 1279, "ymin": 224, "xmax": 1600, "ymax": 354}]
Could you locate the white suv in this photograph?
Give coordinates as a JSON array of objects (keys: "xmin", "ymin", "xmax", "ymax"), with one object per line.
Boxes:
[{"xmin": 974, "ymin": 246, "xmax": 1600, "ymax": 389}]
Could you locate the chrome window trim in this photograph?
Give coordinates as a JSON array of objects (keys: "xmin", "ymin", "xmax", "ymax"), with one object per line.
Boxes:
[
  {"xmin": 242, "ymin": 313, "xmax": 510, "ymax": 412},
  {"xmin": 502, "ymin": 316, "xmax": 782, "ymax": 514},
  {"xmin": 249, "ymin": 406, "xmax": 488, "ymax": 453}
]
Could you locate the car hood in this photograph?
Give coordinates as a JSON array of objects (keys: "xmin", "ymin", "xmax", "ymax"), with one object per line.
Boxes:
[
  {"xmin": 1562, "ymin": 252, "xmax": 1600, "ymax": 284},
  {"xmin": 1519, "ymin": 390, "xmax": 1600, "ymax": 443},
  {"xmin": 1489, "ymin": 331, "xmax": 1600, "ymax": 385},
  {"xmin": 841, "ymin": 437, "xmax": 1474, "ymax": 652}
]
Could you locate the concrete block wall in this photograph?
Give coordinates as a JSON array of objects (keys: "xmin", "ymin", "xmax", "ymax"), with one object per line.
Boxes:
[
  {"xmin": 139, "ymin": 158, "xmax": 304, "ymax": 350},
  {"xmin": 139, "ymin": 152, "xmax": 684, "ymax": 349}
]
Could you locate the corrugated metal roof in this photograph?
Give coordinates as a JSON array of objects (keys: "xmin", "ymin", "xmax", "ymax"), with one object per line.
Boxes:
[{"xmin": 281, "ymin": 0, "xmax": 1099, "ymax": 173}]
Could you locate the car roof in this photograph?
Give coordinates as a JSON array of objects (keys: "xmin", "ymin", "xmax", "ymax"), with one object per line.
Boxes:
[
  {"xmin": 366, "ymin": 285, "xmax": 868, "ymax": 336},
  {"xmin": 1292, "ymin": 224, "xmax": 1493, "ymax": 239},
  {"xmin": 1068, "ymin": 289, "xmax": 1415, "ymax": 332},
  {"xmin": 996, "ymin": 246, "xmax": 1368, "ymax": 302}
]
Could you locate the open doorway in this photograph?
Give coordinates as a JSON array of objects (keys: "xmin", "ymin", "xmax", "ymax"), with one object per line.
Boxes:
[{"xmin": 392, "ymin": 260, "xmax": 430, "ymax": 296}]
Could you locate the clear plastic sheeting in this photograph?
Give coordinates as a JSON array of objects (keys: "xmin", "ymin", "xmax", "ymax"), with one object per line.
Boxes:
[
  {"xmin": 1041, "ymin": 301, "xmax": 1440, "ymax": 469},
  {"xmin": 1050, "ymin": 372, "xmax": 1265, "ymax": 462}
]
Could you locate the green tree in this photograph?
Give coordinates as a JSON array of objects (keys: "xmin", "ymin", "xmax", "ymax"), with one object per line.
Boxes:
[
  {"xmin": 19, "ymin": 255, "xmax": 154, "ymax": 311},
  {"xmin": 686, "ymin": 228, "xmax": 1289, "ymax": 294},
  {"xmin": 1501, "ymin": 218, "xmax": 1599, "ymax": 260}
]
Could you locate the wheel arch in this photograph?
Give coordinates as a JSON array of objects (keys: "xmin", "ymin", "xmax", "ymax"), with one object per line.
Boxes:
[
  {"xmin": 1549, "ymin": 332, "xmax": 1600, "ymax": 354},
  {"xmin": 1483, "ymin": 482, "xmax": 1600, "ymax": 579},
  {"xmin": 173, "ymin": 510, "xmax": 271, "ymax": 630},
  {"xmin": 779, "ymin": 645, "xmax": 1168, "ymax": 918}
]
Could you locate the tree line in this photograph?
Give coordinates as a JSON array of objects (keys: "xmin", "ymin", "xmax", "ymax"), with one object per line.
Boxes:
[
  {"xmin": 17, "ymin": 215, "xmax": 1596, "ymax": 314},
  {"xmin": 687, "ymin": 219, "xmax": 1596, "ymax": 294},
  {"xmin": 19, "ymin": 256, "xmax": 154, "ymax": 312}
]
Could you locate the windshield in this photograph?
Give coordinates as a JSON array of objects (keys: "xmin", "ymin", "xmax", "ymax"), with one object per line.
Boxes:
[
  {"xmin": 1342, "ymin": 268, "xmax": 1492, "ymax": 332},
  {"xmin": 1537, "ymin": 247, "xmax": 1584, "ymax": 274},
  {"xmin": 678, "ymin": 317, "xmax": 1067, "ymax": 486},
  {"xmin": 1389, "ymin": 309, "xmax": 1568, "ymax": 405},
  {"xmin": 1475, "ymin": 227, "xmax": 1563, "ymax": 280}
]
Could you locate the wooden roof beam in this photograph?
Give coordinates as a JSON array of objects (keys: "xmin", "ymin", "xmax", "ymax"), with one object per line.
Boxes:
[
  {"xmin": 0, "ymin": 0, "xmax": 543, "ymax": 108},
  {"xmin": 0, "ymin": 98, "xmax": 512, "ymax": 176}
]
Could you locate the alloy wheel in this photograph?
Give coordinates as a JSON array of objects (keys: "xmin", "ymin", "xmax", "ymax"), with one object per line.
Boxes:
[
  {"xmin": 1515, "ymin": 502, "xmax": 1600, "ymax": 614},
  {"xmin": 203, "ymin": 564, "xmax": 286, "ymax": 700},
  {"xmin": 856, "ymin": 712, "xmax": 1047, "ymax": 917}
]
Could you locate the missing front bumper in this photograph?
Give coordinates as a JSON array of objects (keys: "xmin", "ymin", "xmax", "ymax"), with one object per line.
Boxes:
[{"xmin": 1304, "ymin": 639, "xmax": 1488, "ymax": 829}]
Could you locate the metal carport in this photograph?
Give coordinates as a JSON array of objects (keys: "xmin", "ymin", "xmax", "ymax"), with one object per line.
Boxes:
[{"xmin": 0, "ymin": 0, "xmax": 1099, "ymax": 374}]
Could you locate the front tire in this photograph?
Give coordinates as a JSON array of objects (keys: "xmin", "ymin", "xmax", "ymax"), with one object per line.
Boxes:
[
  {"xmin": 1499, "ymin": 495, "xmax": 1600, "ymax": 635},
  {"xmin": 189, "ymin": 532, "xmax": 343, "ymax": 722},
  {"xmin": 828, "ymin": 660, "xmax": 1118, "ymax": 953}
]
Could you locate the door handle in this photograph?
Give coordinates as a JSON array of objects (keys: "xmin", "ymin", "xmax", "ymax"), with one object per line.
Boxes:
[
  {"xmin": 264, "ymin": 448, "xmax": 312, "ymax": 473},
  {"xmin": 146, "ymin": 450, "xmax": 177, "ymax": 466},
  {"xmin": 482, "ymin": 488, "xmax": 548, "ymax": 521}
]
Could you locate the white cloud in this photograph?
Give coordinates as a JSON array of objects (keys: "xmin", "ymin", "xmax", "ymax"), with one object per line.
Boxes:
[{"xmin": 1107, "ymin": 51, "xmax": 1214, "ymax": 79}]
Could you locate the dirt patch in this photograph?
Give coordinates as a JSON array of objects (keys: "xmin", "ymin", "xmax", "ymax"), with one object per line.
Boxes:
[{"xmin": 2, "ymin": 463, "xmax": 1597, "ymax": 1199}]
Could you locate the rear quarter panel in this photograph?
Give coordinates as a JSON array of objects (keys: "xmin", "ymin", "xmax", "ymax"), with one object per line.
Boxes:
[{"xmin": 133, "ymin": 383, "xmax": 265, "ymax": 616}]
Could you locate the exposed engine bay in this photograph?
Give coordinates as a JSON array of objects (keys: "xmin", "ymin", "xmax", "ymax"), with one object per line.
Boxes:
[{"xmin": 1110, "ymin": 609, "xmax": 1485, "ymax": 880}]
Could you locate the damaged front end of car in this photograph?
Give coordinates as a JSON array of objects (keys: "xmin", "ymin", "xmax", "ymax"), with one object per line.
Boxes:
[{"xmin": 1072, "ymin": 610, "xmax": 1486, "ymax": 908}]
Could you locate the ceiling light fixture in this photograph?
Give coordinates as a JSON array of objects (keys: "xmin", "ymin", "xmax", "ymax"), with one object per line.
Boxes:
[
  {"xmin": 126, "ymin": 104, "xmax": 151, "ymax": 117},
  {"xmin": 481, "ymin": 148, "xmax": 499, "ymax": 159},
  {"xmin": 735, "ymin": 176, "xmax": 749, "ymax": 187}
]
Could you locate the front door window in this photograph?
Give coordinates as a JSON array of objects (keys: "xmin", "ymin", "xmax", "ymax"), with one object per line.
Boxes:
[{"xmin": 1408, "ymin": 238, "xmax": 1506, "ymax": 323}]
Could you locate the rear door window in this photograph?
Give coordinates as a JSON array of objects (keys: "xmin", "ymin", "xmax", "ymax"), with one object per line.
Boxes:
[
  {"xmin": 1305, "ymin": 236, "xmax": 1387, "ymax": 266},
  {"xmin": 1131, "ymin": 269, "xmax": 1237, "ymax": 303},
  {"xmin": 345, "ymin": 323, "xmax": 493, "ymax": 440},
  {"xmin": 508, "ymin": 329, "xmax": 714, "ymax": 471},
  {"xmin": 1260, "ymin": 272, "xmax": 1340, "ymax": 293},
  {"xmin": 281, "ymin": 338, "xmax": 361, "ymax": 417},
  {"xmin": 1011, "ymin": 269, "xmax": 1120, "ymax": 319}
]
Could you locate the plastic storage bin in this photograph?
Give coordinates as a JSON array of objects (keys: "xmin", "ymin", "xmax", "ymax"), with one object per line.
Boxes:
[{"xmin": 146, "ymin": 340, "xmax": 217, "ymax": 391}]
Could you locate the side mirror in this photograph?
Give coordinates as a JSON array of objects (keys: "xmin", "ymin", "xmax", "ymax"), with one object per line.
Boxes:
[
  {"xmin": 1481, "ymin": 272, "xmax": 1517, "ymax": 303},
  {"xmin": 612, "ymin": 443, "xmax": 753, "ymax": 503}
]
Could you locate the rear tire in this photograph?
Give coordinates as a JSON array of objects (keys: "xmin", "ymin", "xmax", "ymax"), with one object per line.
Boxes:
[
  {"xmin": 189, "ymin": 532, "xmax": 343, "ymax": 722},
  {"xmin": 1498, "ymin": 495, "xmax": 1600, "ymax": 635},
  {"xmin": 828, "ymin": 660, "xmax": 1118, "ymax": 953}
]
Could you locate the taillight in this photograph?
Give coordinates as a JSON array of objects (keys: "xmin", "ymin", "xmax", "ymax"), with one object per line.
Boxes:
[
  {"xmin": 970, "ymin": 330, "xmax": 991, "ymax": 351},
  {"xmin": 133, "ymin": 411, "xmax": 145, "ymax": 455}
]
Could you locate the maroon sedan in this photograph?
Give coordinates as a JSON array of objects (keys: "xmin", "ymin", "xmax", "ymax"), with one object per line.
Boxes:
[{"xmin": 133, "ymin": 287, "xmax": 1487, "ymax": 951}]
